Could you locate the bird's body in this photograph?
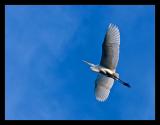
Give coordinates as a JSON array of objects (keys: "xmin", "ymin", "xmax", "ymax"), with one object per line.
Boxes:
[
  {"xmin": 83, "ymin": 23, "xmax": 131, "ymax": 102},
  {"xmin": 82, "ymin": 60, "xmax": 118, "ymax": 79}
]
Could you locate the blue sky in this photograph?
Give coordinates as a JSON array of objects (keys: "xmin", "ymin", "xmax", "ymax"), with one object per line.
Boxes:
[{"xmin": 5, "ymin": 5, "xmax": 155, "ymax": 120}]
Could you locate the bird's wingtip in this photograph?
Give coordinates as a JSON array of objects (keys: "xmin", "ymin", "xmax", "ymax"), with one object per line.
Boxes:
[{"xmin": 108, "ymin": 23, "xmax": 118, "ymax": 29}]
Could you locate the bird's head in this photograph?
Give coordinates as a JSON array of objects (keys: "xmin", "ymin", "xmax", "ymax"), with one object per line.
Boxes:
[
  {"xmin": 82, "ymin": 60, "xmax": 99, "ymax": 73},
  {"xmin": 90, "ymin": 66, "xmax": 100, "ymax": 73}
]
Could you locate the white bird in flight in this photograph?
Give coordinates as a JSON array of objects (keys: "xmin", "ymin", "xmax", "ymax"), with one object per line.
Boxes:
[{"xmin": 83, "ymin": 23, "xmax": 131, "ymax": 102}]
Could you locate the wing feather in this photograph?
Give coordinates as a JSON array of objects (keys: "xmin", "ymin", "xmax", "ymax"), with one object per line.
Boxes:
[
  {"xmin": 95, "ymin": 74, "xmax": 114, "ymax": 101},
  {"xmin": 100, "ymin": 24, "xmax": 120, "ymax": 70},
  {"xmin": 94, "ymin": 24, "xmax": 120, "ymax": 102}
]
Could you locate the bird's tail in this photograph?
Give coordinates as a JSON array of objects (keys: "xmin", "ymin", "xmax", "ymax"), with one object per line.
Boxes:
[{"xmin": 114, "ymin": 73, "xmax": 119, "ymax": 79}]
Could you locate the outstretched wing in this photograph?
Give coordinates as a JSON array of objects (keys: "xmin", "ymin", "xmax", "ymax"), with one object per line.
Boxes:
[
  {"xmin": 100, "ymin": 24, "xmax": 120, "ymax": 70},
  {"xmin": 95, "ymin": 74, "xmax": 114, "ymax": 101}
]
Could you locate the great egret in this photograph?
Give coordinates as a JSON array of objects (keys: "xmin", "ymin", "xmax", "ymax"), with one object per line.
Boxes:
[{"xmin": 83, "ymin": 24, "xmax": 131, "ymax": 102}]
